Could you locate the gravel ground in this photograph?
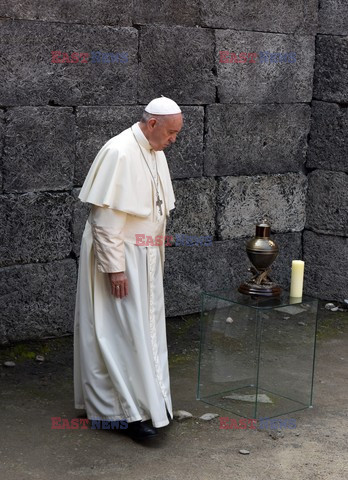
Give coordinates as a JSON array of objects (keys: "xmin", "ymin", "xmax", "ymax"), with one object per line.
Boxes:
[{"xmin": 0, "ymin": 301, "xmax": 347, "ymax": 480}]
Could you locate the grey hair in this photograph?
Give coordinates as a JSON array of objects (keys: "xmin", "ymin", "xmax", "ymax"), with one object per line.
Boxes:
[{"xmin": 140, "ymin": 111, "xmax": 166, "ymax": 125}]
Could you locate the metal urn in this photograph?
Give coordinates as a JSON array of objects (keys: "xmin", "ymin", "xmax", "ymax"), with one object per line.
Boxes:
[{"xmin": 238, "ymin": 221, "xmax": 282, "ymax": 297}]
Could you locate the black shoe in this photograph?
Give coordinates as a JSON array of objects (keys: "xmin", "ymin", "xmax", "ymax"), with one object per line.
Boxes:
[{"xmin": 125, "ymin": 421, "xmax": 158, "ymax": 441}]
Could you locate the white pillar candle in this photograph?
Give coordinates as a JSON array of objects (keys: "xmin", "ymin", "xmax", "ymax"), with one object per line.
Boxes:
[{"xmin": 290, "ymin": 260, "xmax": 305, "ymax": 298}]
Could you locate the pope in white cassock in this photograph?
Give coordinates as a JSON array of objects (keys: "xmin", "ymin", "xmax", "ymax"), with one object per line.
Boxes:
[{"xmin": 74, "ymin": 96, "xmax": 184, "ymax": 441}]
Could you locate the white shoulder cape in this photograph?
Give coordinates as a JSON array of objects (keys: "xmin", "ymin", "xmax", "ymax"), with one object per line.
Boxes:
[{"xmin": 78, "ymin": 126, "xmax": 175, "ymax": 218}]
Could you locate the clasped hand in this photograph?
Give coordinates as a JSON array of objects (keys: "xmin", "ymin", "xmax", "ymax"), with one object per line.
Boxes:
[{"xmin": 109, "ymin": 272, "xmax": 128, "ymax": 299}]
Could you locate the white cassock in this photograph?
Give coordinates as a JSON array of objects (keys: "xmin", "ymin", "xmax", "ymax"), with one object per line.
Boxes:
[{"xmin": 73, "ymin": 122, "xmax": 175, "ymax": 428}]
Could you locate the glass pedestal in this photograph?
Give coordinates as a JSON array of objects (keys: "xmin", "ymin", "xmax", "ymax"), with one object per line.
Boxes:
[{"xmin": 197, "ymin": 289, "xmax": 318, "ymax": 419}]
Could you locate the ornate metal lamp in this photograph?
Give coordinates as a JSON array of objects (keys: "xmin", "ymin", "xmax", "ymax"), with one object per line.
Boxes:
[{"xmin": 238, "ymin": 220, "xmax": 282, "ymax": 297}]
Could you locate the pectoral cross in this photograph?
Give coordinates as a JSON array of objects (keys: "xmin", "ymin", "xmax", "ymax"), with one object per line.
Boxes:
[{"xmin": 156, "ymin": 194, "xmax": 163, "ymax": 216}]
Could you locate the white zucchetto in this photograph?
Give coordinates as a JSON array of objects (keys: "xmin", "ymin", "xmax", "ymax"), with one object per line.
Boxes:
[{"xmin": 144, "ymin": 96, "xmax": 182, "ymax": 115}]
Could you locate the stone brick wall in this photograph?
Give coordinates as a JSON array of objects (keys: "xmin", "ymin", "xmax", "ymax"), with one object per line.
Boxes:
[
  {"xmin": 0, "ymin": 1, "xmax": 347, "ymax": 343},
  {"xmin": 304, "ymin": 3, "xmax": 348, "ymax": 301}
]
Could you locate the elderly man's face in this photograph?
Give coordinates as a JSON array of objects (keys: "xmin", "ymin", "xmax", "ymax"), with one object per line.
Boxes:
[{"xmin": 147, "ymin": 114, "xmax": 183, "ymax": 151}]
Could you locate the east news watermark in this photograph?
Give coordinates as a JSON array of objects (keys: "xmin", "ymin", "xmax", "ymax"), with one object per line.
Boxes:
[
  {"xmin": 51, "ymin": 417, "xmax": 128, "ymax": 430},
  {"xmin": 219, "ymin": 417, "xmax": 297, "ymax": 430},
  {"xmin": 135, "ymin": 233, "xmax": 213, "ymax": 247},
  {"xmin": 219, "ymin": 51, "xmax": 297, "ymax": 64},
  {"xmin": 51, "ymin": 51, "xmax": 128, "ymax": 64}
]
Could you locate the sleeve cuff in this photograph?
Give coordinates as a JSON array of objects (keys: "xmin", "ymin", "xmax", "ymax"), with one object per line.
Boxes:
[{"xmin": 90, "ymin": 207, "xmax": 127, "ymax": 273}]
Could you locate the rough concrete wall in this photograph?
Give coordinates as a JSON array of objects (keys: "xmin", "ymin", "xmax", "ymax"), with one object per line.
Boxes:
[
  {"xmin": 0, "ymin": 0, "xmax": 346, "ymax": 343},
  {"xmin": 303, "ymin": 1, "xmax": 348, "ymax": 302}
]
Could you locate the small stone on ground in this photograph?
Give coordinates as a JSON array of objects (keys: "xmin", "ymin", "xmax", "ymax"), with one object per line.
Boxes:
[
  {"xmin": 173, "ymin": 410, "xmax": 193, "ymax": 421},
  {"xmin": 199, "ymin": 413, "xmax": 219, "ymax": 421},
  {"xmin": 4, "ymin": 361, "xmax": 16, "ymax": 367}
]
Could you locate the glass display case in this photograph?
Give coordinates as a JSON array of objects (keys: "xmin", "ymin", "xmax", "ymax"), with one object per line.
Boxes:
[{"xmin": 197, "ymin": 289, "xmax": 319, "ymax": 419}]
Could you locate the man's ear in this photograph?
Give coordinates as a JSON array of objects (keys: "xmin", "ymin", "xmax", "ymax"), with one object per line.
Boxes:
[{"xmin": 148, "ymin": 118, "xmax": 157, "ymax": 130}]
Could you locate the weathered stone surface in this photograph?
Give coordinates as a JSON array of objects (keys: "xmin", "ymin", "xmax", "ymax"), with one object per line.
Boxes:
[
  {"xmin": 319, "ymin": 0, "xmax": 348, "ymax": 35},
  {"xmin": 217, "ymin": 173, "xmax": 307, "ymax": 239},
  {"xmin": 0, "ymin": 1, "xmax": 131, "ymax": 25},
  {"xmin": 205, "ymin": 104, "xmax": 311, "ymax": 176},
  {"xmin": 166, "ymin": 178, "xmax": 216, "ymax": 241},
  {"xmin": 75, "ymin": 106, "xmax": 144, "ymax": 185},
  {"xmin": 164, "ymin": 239, "xmax": 246, "ymax": 316},
  {"xmin": 75, "ymin": 106, "xmax": 203, "ymax": 185},
  {"xmin": 307, "ymin": 101, "xmax": 348, "ymax": 172},
  {"xmin": 216, "ymin": 30, "xmax": 315, "ymax": 104},
  {"xmin": 165, "ymin": 106, "xmax": 204, "ymax": 179},
  {"xmin": 201, "ymin": 0, "xmax": 318, "ymax": 33},
  {"xmin": 314, "ymin": 35, "xmax": 348, "ymax": 103},
  {"xmin": 303, "ymin": 230, "xmax": 348, "ymax": 301},
  {"xmin": 3, "ymin": 107, "xmax": 75, "ymax": 193},
  {"xmin": 306, "ymin": 170, "xmax": 348, "ymax": 236},
  {"xmin": 138, "ymin": 26, "xmax": 215, "ymax": 104},
  {"xmin": 163, "ymin": 233, "xmax": 301, "ymax": 316},
  {"xmin": 0, "ymin": 2, "xmax": 345, "ymax": 337},
  {"xmin": 0, "ymin": 259, "xmax": 77, "ymax": 344},
  {"xmin": 133, "ymin": 0, "xmax": 200, "ymax": 26},
  {"xmin": 0, "ymin": 109, "xmax": 4, "ymax": 193},
  {"xmin": 72, "ymin": 189, "xmax": 91, "ymax": 257},
  {"xmin": 271, "ymin": 233, "xmax": 303, "ymax": 289},
  {"xmin": 0, "ymin": 192, "xmax": 73, "ymax": 266},
  {"xmin": 0, "ymin": 20, "xmax": 137, "ymax": 106}
]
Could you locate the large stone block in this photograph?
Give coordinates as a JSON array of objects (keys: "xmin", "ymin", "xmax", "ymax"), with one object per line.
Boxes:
[
  {"xmin": 72, "ymin": 188, "xmax": 91, "ymax": 257},
  {"xmin": 217, "ymin": 173, "xmax": 307, "ymax": 239},
  {"xmin": 0, "ymin": 192, "xmax": 73, "ymax": 266},
  {"xmin": 165, "ymin": 106, "xmax": 204, "ymax": 179},
  {"xmin": 166, "ymin": 178, "xmax": 216, "ymax": 241},
  {"xmin": 216, "ymin": 30, "xmax": 315, "ymax": 104},
  {"xmin": 303, "ymin": 230, "xmax": 348, "ymax": 301},
  {"xmin": 201, "ymin": 0, "xmax": 318, "ymax": 34},
  {"xmin": 138, "ymin": 26, "xmax": 215, "ymax": 104},
  {"xmin": 319, "ymin": 0, "xmax": 348, "ymax": 35},
  {"xmin": 133, "ymin": 0, "xmax": 200, "ymax": 26},
  {"xmin": 306, "ymin": 170, "xmax": 348, "ymax": 236},
  {"xmin": 164, "ymin": 239, "xmax": 247, "ymax": 316},
  {"xmin": 75, "ymin": 106, "xmax": 144, "ymax": 185},
  {"xmin": 0, "ymin": 259, "xmax": 77, "ymax": 344},
  {"xmin": 0, "ymin": 20, "xmax": 137, "ymax": 106},
  {"xmin": 163, "ymin": 232, "xmax": 302, "ymax": 316},
  {"xmin": 3, "ymin": 107, "xmax": 75, "ymax": 193},
  {"xmin": 0, "ymin": 1, "xmax": 131, "ymax": 25},
  {"xmin": 307, "ymin": 101, "xmax": 348, "ymax": 172},
  {"xmin": 314, "ymin": 35, "xmax": 348, "ymax": 103},
  {"xmin": 75, "ymin": 106, "xmax": 203, "ymax": 185},
  {"xmin": 205, "ymin": 104, "xmax": 311, "ymax": 176}
]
